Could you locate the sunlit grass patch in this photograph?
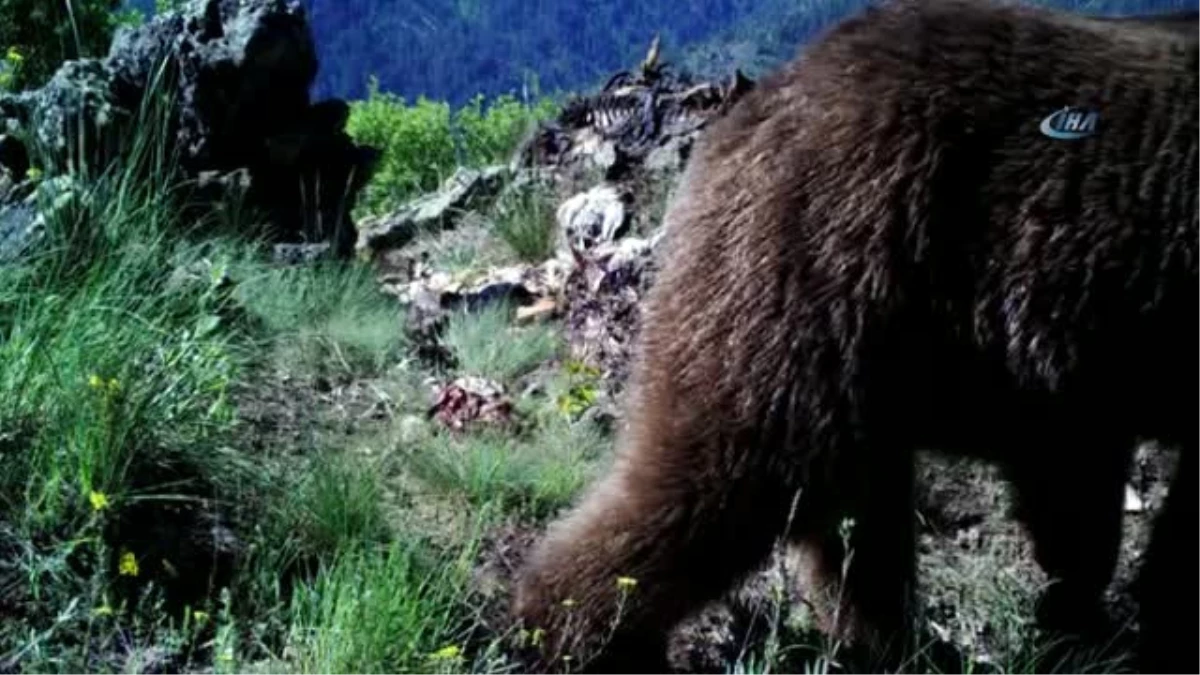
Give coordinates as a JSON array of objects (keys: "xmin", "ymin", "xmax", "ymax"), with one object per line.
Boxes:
[
  {"xmin": 404, "ymin": 416, "xmax": 607, "ymax": 520},
  {"xmin": 491, "ymin": 180, "xmax": 559, "ymax": 263},
  {"xmin": 234, "ymin": 261, "xmax": 406, "ymax": 378},
  {"xmin": 281, "ymin": 529, "xmax": 485, "ymax": 674},
  {"xmin": 441, "ymin": 302, "xmax": 560, "ymax": 383}
]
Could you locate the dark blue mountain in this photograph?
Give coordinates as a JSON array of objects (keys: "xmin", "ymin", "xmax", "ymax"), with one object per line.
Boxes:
[{"xmin": 124, "ymin": 0, "xmax": 1195, "ymax": 105}]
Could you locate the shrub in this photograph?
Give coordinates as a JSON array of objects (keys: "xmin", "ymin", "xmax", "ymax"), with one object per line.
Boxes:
[
  {"xmin": 346, "ymin": 81, "xmax": 558, "ymax": 216},
  {"xmin": 0, "ymin": 0, "xmax": 129, "ymax": 91}
]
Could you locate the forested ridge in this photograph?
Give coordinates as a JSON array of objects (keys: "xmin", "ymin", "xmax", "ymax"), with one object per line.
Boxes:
[{"xmin": 119, "ymin": 0, "xmax": 1195, "ymax": 105}]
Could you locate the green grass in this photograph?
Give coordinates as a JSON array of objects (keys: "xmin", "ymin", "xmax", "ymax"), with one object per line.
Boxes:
[
  {"xmin": 281, "ymin": 525, "xmax": 496, "ymax": 674},
  {"xmin": 0, "ymin": 45, "xmax": 1142, "ymax": 675},
  {"xmin": 405, "ymin": 417, "xmax": 608, "ymax": 520},
  {"xmin": 270, "ymin": 453, "xmax": 391, "ymax": 565},
  {"xmin": 235, "ymin": 260, "xmax": 407, "ymax": 379},
  {"xmin": 441, "ymin": 302, "xmax": 560, "ymax": 383},
  {"xmin": 0, "ymin": 70, "xmax": 258, "ymax": 671},
  {"xmin": 490, "ymin": 180, "xmax": 559, "ymax": 263}
]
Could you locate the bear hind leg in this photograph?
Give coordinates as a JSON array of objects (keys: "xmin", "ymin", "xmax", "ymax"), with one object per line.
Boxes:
[
  {"xmin": 786, "ymin": 444, "xmax": 919, "ymax": 672},
  {"xmin": 1002, "ymin": 429, "xmax": 1133, "ymax": 671},
  {"xmin": 1134, "ymin": 446, "xmax": 1198, "ymax": 674}
]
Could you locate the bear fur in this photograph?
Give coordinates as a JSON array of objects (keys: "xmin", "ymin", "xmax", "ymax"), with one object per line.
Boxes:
[{"xmin": 512, "ymin": 0, "xmax": 1198, "ymax": 671}]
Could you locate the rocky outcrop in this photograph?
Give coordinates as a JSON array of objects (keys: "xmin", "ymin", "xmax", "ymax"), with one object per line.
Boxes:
[
  {"xmin": 0, "ymin": 0, "xmax": 377, "ymax": 259},
  {"xmin": 367, "ymin": 40, "xmax": 720, "ymax": 398},
  {"xmin": 561, "ymin": 234, "xmax": 662, "ymax": 391},
  {"xmin": 510, "ymin": 37, "xmax": 753, "ymax": 181},
  {"xmin": 356, "ymin": 166, "xmax": 508, "ymax": 257}
]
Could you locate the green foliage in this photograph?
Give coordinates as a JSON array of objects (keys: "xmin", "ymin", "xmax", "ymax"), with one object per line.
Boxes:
[
  {"xmin": 490, "ymin": 179, "xmax": 559, "ymax": 263},
  {"xmin": 0, "ymin": 0, "xmax": 123, "ymax": 90},
  {"xmin": 234, "ymin": 260, "xmax": 407, "ymax": 378},
  {"xmin": 346, "ymin": 83, "xmax": 557, "ymax": 216},
  {"xmin": 406, "ymin": 418, "xmax": 607, "ymax": 520},
  {"xmin": 454, "ymin": 93, "xmax": 559, "ymax": 168},
  {"xmin": 441, "ymin": 302, "xmax": 560, "ymax": 383},
  {"xmin": 281, "ymin": 533, "xmax": 481, "ymax": 674}
]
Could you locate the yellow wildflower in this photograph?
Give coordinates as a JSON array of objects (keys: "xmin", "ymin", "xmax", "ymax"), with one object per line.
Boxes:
[
  {"xmin": 431, "ymin": 644, "xmax": 462, "ymax": 660},
  {"xmin": 93, "ymin": 604, "xmax": 114, "ymax": 617},
  {"xmin": 561, "ymin": 598, "xmax": 577, "ymax": 608},
  {"xmin": 118, "ymin": 550, "xmax": 139, "ymax": 577},
  {"xmin": 89, "ymin": 490, "xmax": 110, "ymax": 512},
  {"xmin": 192, "ymin": 610, "xmax": 209, "ymax": 623},
  {"xmin": 615, "ymin": 576, "xmax": 637, "ymax": 590},
  {"xmin": 5, "ymin": 47, "xmax": 22, "ymax": 64},
  {"xmin": 88, "ymin": 374, "xmax": 120, "ymax": 394},
  {"xmin": 25, "ymin": 166, "xmax": 41, "ymax": 181}
]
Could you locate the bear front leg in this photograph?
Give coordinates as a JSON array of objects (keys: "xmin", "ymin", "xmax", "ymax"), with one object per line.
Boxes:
[{"xmin": 512, "ymin": 425, "xmax": 794, "ymax": 673}]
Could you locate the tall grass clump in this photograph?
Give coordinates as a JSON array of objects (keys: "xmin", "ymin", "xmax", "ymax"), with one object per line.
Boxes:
[
  {"xmin": 441, "ymin": 302, "xmax": 560, "ymax": 383},
  {"xmin": 234, "ymin": 260, "xmax": 406, "ymax": 378},
  {"xmin": 0, "ymin": 61, "xmax": 260, "ymax": 670},
  {"xmin": 406, "ymin": 417, "xmax": 607, "ymax": 520},
  {"xmin": 281, "ymin": 528, "xmax": 486, "ymax": 674},
  {"xmin": 491, "ymin": 179, "xmax": 558, "ymax": 263}
]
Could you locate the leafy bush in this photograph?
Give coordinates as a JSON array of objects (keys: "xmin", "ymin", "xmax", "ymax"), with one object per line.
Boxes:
[
  {"xmin": 346, "ymin": 82, "xmax": 558, "ymax": 216},
  {"xmin": 0, "ymin": 0, "xmax": 131, "ymax": 91}
]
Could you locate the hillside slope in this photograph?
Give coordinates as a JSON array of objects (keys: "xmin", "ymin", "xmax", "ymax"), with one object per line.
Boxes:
[
  {"xmin": 677, "ymin": 0, "xmax": 1199, "ymax": 80},
  {"xmin": 124, "ymin": 0, "xmax": 1196, "ymax": 104}
]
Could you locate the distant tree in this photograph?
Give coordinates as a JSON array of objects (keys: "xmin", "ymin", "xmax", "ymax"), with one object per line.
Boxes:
[{"xmin": 0, "ymin": 0, "xmax": 126, "ymax": 90}]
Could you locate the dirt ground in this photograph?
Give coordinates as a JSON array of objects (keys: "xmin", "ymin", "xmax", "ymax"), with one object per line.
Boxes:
[{"xmin": 234, "ymin": 339, "xmax": 1179, "ymax": 675}]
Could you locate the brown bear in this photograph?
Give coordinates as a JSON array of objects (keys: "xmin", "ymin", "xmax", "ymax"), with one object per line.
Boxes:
[{"xmin": 511, "ymin": 0, "xmax": 1198, "ymax": 672}]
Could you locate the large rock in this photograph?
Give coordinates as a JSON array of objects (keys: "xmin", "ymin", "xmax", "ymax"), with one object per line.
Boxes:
[
  {"xmin": 2, "ymin": 60, "xmax": 126, "ymax": 173},
  {"xmin": 0, "ymin": 0, "xmax": 378, "ymax": 259},
  {"xmin": 0, "ymin": 175, "xmax": 86, "ymax": 263},
  {"xmin": 356, "ymin": 166, "xmax": 508, "ymax": 256},
  {"xmin": 556, "ymin": 184, "xmax": 630, "ymax": 253},
  {"xmin": 0, "ymin": 202, "xmax": 37, "ymax": 263}
]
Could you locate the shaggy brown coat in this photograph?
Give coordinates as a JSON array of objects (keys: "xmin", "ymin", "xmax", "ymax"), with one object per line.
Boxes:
[{"xmin": 512, "ymin": 0, "xmax": 1198, "ymax": 671}]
